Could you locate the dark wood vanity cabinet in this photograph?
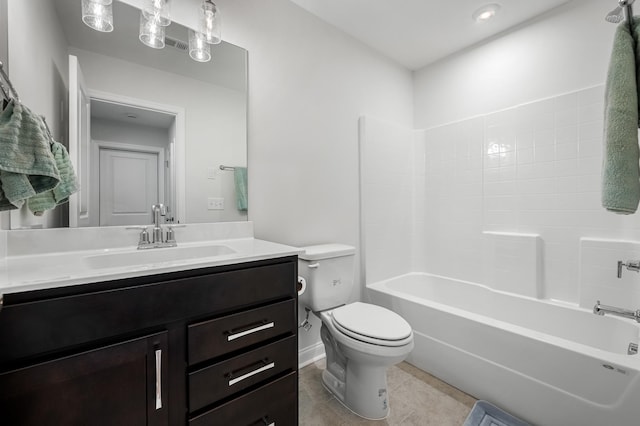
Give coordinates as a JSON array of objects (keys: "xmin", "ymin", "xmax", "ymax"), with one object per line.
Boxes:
[
  {"xmin": 0, "ymin": 256, "xmax": 299, "ymax": 426},
  {"xmin": 0, "ymin": 332, "xmax": 169, "ymax": 426}
]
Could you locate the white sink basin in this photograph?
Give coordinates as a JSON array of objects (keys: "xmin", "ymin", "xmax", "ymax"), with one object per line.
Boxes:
[{"xmin": 84, "ymin": 244, "xmax": 236, "ymax": 269}]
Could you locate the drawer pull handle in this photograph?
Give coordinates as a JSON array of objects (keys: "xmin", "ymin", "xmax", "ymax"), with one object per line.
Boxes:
[
  {"xmin": 228, "ymin": 361, "xmax": 275, "ymax": 386},
  {"xmin": 227, "ymin": 322, "xmax": 275, "ymax": 341},
  {"xmin": 250, "ymin": 417, "xmax": 275, "ymax": 426},
  {"xmin": 155, "ymin": 349, "xmax": 162, "ymax": 410}
]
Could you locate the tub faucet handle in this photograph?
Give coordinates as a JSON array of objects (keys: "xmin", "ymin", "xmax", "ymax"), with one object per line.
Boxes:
[{"xmin": 618, "ymin": 260, "xmax": 640, "ymax": 278}]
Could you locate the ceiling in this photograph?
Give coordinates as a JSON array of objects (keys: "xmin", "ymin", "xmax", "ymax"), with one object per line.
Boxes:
[{"xmin": 289, "ymin": 0, "xmax": 574, "ymax": 70}]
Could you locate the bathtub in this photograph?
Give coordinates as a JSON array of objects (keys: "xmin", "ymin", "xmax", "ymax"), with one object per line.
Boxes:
[{"xmin": 367, "ymin": 273, "xmax": 640, "ymax": 426}]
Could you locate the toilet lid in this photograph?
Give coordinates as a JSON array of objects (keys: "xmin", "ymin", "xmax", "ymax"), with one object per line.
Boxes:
[{"xmin": 331, "ymin": 302, "xmax": 412, "ymax": 344}]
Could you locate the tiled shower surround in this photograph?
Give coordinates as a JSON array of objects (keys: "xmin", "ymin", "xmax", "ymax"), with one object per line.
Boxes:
[{"xmin": 362, "ymin": 84, "xmax": 640, "ymax": 305}]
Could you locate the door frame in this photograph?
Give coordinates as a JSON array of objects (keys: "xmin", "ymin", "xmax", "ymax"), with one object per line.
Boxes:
[
  {"xmin": 88, "ymin": 90, "xmax": 186, "ymax": 224},
  {"xmin": 93, "ymin": 140, "xmax": 165, "ymax": 226}
]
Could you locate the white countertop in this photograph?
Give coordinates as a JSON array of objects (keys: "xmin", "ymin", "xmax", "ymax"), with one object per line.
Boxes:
[{"xmin": 0, "ymin": 223, "xmax": 302, "ymax": 295}]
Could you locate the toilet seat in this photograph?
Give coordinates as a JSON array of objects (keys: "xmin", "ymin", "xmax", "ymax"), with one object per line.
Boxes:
[{"xmin": 331, "ymin": 302, "xmax": 413, "ymax": 347}]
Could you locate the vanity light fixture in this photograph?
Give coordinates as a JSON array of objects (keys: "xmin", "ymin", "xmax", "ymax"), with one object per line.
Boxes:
[
  {"xmin": 200, "ymin": 0, "xmax": 221, "ymax": 45},
  {"xmin": 142, "ymin": 0, "xmax": 172, "ymax": 27},
  {"xmin": 188, "ymin": 30, "xmax": 211, "ymax": 62},
  {"xmin": 472, "ymin": 3, "xmax": 501, "ymax": 23},
  {"xmin": 81, "ymin": 0, "xmax": 114, "ymax": 33},
  {"xmin": 81, "ymin": 0, "xmax": 222, "ymax": 62}
]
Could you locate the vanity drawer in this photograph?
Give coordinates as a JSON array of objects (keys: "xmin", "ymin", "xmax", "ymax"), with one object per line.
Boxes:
[
  {"xmin": 188, "ymin": 299, "xmax": 296, "ymax": 365},
  {"xmin": 189, "ymin": 372, "xmax": 297, "ymax": 426},
  {"xmin": 0, "ymin": 259, "xmax": 296, "ymax": 365},
  {"xmin": 188, "ymin": 335, "xmax": 297, "ymax": 412}
]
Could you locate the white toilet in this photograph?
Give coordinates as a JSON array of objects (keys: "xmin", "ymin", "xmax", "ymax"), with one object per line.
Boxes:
[{"xmin": 298, "ymin": 244, "xmax": 414, "ymax": 420}]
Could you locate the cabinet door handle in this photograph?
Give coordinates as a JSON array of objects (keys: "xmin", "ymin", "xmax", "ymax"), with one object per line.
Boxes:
[
  {"xmin": 155, "ymin": 349, "xmax": 162, "ymax": 410},
  {"xmin": 250, "ymin": 417, "xmax": 275, "ymax": 426},
  {"xmin": 227, "ymin": 321, "xmax": 275, "ymax": 341},
  {"xmin": 228, "ymin": 361, "xmax": 275, "ymax": 386}
]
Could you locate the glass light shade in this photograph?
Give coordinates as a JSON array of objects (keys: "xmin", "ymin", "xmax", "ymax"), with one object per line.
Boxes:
[
  {"xmin": 199, "ymin": 0, "xmax": 221, "ymax": 44},
  {"xmin": 142, "ymin": 0, "xmax": 171, "ymax": 27},
  {"xmin": 139, "ymin": 13, "xmax": 165, "ymax": 49},
  {"xmin": 189, "ymin": 30, "xmax": 211, "ymax": 62},
  {"xmin": 82, "ymin": 0, "xmax": 114, "ymax": 33}
]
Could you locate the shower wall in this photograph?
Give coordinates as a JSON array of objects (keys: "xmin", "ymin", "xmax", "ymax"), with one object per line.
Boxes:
[
  {"xmin": 361, "ymin": 85, "xmax": 615, "ymax": 303},
  {"xmin": 361, "ymin": 0, "xmax": 640, "ymax": 305},
  {"xmin": 414, "ymin": 86, "xmax": 612, "ymax": 302}
]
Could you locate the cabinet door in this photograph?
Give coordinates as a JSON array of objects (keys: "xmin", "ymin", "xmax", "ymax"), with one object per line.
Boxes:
[{"xmin": 0, "ymin": 331, "xmax": 168, "ymax": 426}]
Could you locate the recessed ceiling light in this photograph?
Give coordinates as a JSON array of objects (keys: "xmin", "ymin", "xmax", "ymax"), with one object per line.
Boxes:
[{"xmin": 472, "ymin": 3, "xmax": 501, "ymax": 23}]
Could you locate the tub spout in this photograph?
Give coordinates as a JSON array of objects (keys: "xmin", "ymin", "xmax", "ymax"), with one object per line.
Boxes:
[{"xmin": 593, "ymin": 300, "xmax": 640, "ymax": 323}]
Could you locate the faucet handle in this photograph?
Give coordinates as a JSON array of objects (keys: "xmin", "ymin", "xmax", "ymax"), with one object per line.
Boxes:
[
  {"xmin": 618, "ymin": 260, "xmax": 640, "ymax": 278},
  {"xmin": 126, "ymin": 226, "xmax": 150, "ymax": 245},
  {"xmin": 164, "ymin": 224, "xmax": 185, "ymax": 244}
]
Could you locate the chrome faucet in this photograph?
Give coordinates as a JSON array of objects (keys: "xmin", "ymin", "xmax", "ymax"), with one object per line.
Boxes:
[
  {"xmin": 593, "ymin": 300, "xmax": 640, "ymax": 323},
  {"xmin": 617, "ymin": 260, "xmax": 640, "ymax": 278},
  {"xmin": 151, "ymin": 204, "xmax": 166, "ymax": 244},
  {"xmin": 127, "ymin": 204, "xmax": 184, "ymax": 249}
]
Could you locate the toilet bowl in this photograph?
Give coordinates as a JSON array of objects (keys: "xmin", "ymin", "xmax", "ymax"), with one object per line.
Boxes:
[{"xmin": 298, "ymin": 244, "xmax": 414, "ymax": 420}]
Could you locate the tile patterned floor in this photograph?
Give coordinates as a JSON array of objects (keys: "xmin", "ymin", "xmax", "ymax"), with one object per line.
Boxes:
[{"xmin": 299, "ymin": 359, "xmax": 477, "ymax": 425}]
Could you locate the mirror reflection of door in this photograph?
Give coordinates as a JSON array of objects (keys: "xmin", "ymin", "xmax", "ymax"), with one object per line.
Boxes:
[
  {"xmin": 90, "ymin": 100, "xmax": 176, "ymax": 227},
  {"xmin": 98, "ymin": 147, "xmax": 161, "ymax": 226}
]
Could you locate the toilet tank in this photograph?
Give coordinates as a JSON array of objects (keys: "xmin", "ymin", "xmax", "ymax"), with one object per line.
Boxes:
[{"xmin": 298, "ymin": 244, "xmax": 356, "ymax": 312}]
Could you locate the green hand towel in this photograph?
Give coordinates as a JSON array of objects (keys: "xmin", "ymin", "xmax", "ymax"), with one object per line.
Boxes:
[
  {"xmin": 234, "ymin": 166, "xmax": 248, "ymax": 211},
  {"xmin": 602, "ymin": 19, "xmax": 640, "ymax": 214},
  {"xmin": 0, "ymin": 100, "xmax": 60, "ymax": 211},
  {"xmin": 28, "ymin": 141, "xmax": 79, "ymax": 216}
]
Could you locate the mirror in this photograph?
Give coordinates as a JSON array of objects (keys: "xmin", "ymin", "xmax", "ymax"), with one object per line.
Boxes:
[{"xmin": 3, "ymin": 0, "xmax": 247, "ymax": 229}]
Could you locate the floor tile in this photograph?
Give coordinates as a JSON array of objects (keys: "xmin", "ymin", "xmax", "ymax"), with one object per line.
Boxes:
[{"xmin": 299, "ymin": 360, "xmax": 476, "ymax": 425}]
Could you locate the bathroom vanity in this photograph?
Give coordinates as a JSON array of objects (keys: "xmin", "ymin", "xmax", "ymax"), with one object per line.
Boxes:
[{"xmin": 0, "ymin": 224, "xmax": 300, "ymax": 425}]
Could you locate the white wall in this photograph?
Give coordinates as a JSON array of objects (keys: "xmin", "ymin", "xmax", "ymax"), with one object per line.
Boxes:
[
  {"xmin": 91, "ymin": 118, "xmax": 170, "ymax": 149},
  {"xmin": 4, "ymin": 0, "xmax": 69, "ymax": 229},
  {"xmin": 207, "ymin": 0, "xmax": 415, "ymax": 354},
  {"xmin": 414, "ymin": 0, "xmax": 613, "ymax": 128},
  {"xmin": 214, "ymin": 0, "xmax": 415, "ymax": 243}
]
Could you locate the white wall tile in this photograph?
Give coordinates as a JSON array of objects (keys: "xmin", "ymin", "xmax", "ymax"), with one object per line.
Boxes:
[
  {"xmin": 361, "ymin": 84, "xmax": 640, "ymax": 306},
  {"xmin": 579, "ymin": 238, "xmax": 640, "ymax": 311}
]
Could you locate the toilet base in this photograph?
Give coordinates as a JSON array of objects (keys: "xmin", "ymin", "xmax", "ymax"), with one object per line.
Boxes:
[{"xmin": 322, "ymin": 362, "xmax": 390, "ymax": 420}]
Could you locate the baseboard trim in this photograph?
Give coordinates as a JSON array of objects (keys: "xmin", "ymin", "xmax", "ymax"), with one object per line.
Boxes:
[{"xmin": 298, "ymin": 341, "xmax": 325, "ymax": 369}]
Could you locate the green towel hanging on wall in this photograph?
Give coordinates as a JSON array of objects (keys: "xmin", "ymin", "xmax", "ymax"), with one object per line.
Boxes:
[
  {"xmin": 234, "ymin": 167, "xmax": 248, "ymax": 211},
  {"xmin": 0, "ymin": 100, "xmax": 60, "ymax": 211},
  {"xmin": 602, "ymin": 17, "xmax": 640, "ymax": 214}
]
